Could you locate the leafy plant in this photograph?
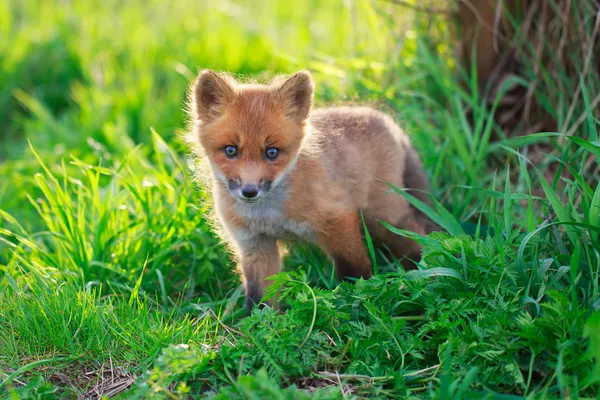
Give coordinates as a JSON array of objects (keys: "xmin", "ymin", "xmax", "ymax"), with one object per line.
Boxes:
[{"xmin": 1, "ymin": 0, "xmax": 599, "ymax": 398}]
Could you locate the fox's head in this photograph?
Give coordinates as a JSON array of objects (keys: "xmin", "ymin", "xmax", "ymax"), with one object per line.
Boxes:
[{"xmin": 189, "ymin": 70, "xmax": 314, "ymax": 203}]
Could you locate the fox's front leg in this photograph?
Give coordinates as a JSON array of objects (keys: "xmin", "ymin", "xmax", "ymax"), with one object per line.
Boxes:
[
  {"xmin": 234, "ymin": 234, "xmax": 281, "ymax": 313},
  {"xmin": 318, "ymin": 211, "xmax": 373, "ymax": 281}
]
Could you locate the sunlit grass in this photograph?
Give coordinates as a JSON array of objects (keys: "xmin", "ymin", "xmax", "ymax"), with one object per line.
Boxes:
[{"xmin": 0, "ymin": 0, "xmax": 599, "ymax": 398}]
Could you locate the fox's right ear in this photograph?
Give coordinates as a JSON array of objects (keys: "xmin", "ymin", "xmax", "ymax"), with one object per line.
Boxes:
[
  {"xmin": 276, "ymin": 71, "xmax": 314, "ymax": 122},
  {"xmin": 192, "ymin": 70, "xmax": 235, "ymax": 123}
]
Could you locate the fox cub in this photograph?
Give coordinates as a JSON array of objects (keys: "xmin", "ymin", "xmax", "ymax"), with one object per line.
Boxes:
[{"xmin": 188, "ymin": 70, "xmax": 431, "ymax": 313}]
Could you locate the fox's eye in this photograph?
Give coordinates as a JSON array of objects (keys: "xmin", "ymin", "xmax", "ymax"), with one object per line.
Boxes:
[
  {"xmin": 224, "ymin": 145, "xmax": 237, "ymax": 157},
  {"xmin": 265, "ymin": 147, "xmax": 279, "ymax": 160}
]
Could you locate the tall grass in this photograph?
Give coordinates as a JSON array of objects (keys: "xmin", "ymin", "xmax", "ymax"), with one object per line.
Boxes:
[{"xmin": 0, "ymin": 0, "xmax": 598, "ymax": 398}]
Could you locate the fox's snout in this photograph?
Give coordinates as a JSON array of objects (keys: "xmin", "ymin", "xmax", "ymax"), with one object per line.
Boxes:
[
  {"xmin": 241, "ymin": 184, "xmax": 259, "ymax": 199},
  {"xmin": 228, "ymin": 179, "xmax": 272, "ymax": 201}
]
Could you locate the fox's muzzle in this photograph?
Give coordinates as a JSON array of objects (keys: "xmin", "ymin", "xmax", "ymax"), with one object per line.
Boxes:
[
  {"xmin": 241, "ymin": 184, "xmax": 259, "ymax": 199},
  {"xmin": 228, "ymin": 179, "xmax": 272, "ymax": 202}
]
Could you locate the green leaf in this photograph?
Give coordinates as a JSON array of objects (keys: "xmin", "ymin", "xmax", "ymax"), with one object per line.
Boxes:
[
  {"xmin": 361, "ymin": 209, "xmax": 378, "ymax": 274},
  {"xmin": 383, "ymin": 182, "xmax": 464, "ymax": 236},
  {"xmin": 404, "ymin": 267, "xmax": 465, "ymax": 283},
  {"xmin": 584, "ymin": 311, "xmax": 600, "ymax": 383},
  {"xmin": 537, "ymin": 169, "xmax": 579, "ymax": 245},
  {"xmin": 568, "ymin": 136, "xmax": 600, "ymax": 158}
]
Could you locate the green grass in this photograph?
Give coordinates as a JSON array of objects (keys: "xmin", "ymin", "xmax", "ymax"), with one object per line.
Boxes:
[{"xmin": 1, "ymin": 0, "xmax": 599, "ymax": 398}]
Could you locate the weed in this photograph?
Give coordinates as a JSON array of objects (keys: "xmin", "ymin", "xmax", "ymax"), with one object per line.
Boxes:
[{"xmin": 1, "ymin": 0, "xmax": 598, "ymax": 398}]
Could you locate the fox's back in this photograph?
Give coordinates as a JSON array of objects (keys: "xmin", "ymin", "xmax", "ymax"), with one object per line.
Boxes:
[
  {"xmin": 310, "ymin": 106, "xmax": 408, "ymax": 144},
  {"xmin": 306, "ymin": 106, "xmax": 413, "ymax": 208}
]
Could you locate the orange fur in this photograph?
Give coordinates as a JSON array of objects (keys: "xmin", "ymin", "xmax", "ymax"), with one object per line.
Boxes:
[{"xmin": 187, "ymin": 70, "xmax": 431, "ymax": 313}]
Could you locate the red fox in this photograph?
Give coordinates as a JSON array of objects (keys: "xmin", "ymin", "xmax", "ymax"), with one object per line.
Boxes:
[{"xmin": 187, "ymin": 70, "xmax": 431, "ymax": 313}]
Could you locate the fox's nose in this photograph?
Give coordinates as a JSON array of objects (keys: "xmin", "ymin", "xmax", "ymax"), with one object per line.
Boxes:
[{"xmin": 241, "ymin": 185, "xmax": 259, "ymax": 199}]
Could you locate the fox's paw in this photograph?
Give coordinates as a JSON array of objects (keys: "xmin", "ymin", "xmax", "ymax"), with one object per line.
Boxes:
[{"xmin": 333, "ymin": 255, "xmax": 373, "ymax": 282}]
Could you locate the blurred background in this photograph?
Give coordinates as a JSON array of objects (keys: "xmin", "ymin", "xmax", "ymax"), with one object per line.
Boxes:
[
  {"xmin": 0, "ymin": 0, "xmax": 415, "ymax": 156},
  {"xmin": 1, "ymin": 0, "xmax": 599, "ymax": 397}
]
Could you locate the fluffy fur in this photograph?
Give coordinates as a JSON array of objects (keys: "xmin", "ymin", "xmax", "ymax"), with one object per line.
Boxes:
[{"xmin": 186, "ymin": 69, "xmax": 431, "ymax": 313}]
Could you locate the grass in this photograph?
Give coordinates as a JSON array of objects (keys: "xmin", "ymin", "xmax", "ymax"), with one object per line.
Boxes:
[{"xmin": 0, "ymin": 0, "xmax": 599, "ymax": 398}]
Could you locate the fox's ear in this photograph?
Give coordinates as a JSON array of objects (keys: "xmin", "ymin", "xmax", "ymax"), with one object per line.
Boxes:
[
  {"xmin": 192, "ymin": 70, "xmax": 235, "ymax": 123},
  {"xmin": 277, "ymin": 71, "xmax": 314, "ymax": 122}
]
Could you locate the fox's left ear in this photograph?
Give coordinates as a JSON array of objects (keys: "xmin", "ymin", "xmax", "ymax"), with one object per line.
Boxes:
[{"xmin": 276, "ymin": 71, "xmax": 314, "ymax": 122}]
